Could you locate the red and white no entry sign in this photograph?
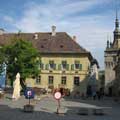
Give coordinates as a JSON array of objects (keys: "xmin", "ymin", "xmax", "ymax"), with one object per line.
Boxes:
[{"xmin": 54, "ymin": 92, "xmax": 61, "ymax": 100}]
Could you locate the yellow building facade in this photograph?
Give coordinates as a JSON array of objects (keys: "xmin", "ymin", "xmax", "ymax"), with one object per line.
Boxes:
[
  {"xmin": 0, "ymin": 26, "xmax": 92, "ymax": 94},
  {"xmin": 26, "ymin": 54, "xmax": 91, "ymax": 93}
]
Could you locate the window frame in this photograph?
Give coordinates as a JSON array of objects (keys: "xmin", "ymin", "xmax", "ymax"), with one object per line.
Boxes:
[
  {"xmin": 36, "ymin": 76, "xmax": 41, "ymax": 84},
  {"xmin": 61, "ymin": 76, "xmax": 67, "ymax": 85},
  {"xmin": 48, "ymin": 76, "xmax": 54, "ymax": 84},
  {"xmin": 49, "ymin": 60, "xmax": 55, "ymax": 69},
  {"xmin": 74, "ymin": 61, "xmax": 80, "ymax": 69},
  {"xmin": 74, "ymin": 77, "xmax": 80, "ymax": 86},
  {"xmin": 62, "ymin": 60, "xmax": 67, "ymax": 70}
]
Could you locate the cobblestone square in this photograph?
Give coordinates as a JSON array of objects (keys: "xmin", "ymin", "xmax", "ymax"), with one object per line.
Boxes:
[{"xmin": 0, "ymin": 94, "xmax": 119, "ymax": 120}]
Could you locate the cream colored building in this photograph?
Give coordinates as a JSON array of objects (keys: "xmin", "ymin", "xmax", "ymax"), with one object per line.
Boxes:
[
  {"xmin": 26, "ymin": 53, "xmax": 92, "ymax": 93},
  {"xmin": 0, "ymin": 26, "xmax": 93, "ymax": 94}
]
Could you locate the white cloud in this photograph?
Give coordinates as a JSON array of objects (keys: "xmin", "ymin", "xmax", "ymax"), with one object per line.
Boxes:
[
  {"xmin": 3, "ymin": 16, "xmax": 14, "ymax": 23},
  {"xmin": 3, "ymin": 0, "xmax": 116, "ymax": 69}
]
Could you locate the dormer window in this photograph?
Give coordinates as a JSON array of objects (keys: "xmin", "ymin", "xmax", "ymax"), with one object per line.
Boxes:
[
  {"xmin": 43, "ymin": 39, "xmax": 47, "ymax": 41},
  {"xmin": 60, "ymin": 45, "xmax": 63, "ymax": 48},
  {"xmin": 41, "ymin": 45, "xmax": 44, "ymax": 48}
]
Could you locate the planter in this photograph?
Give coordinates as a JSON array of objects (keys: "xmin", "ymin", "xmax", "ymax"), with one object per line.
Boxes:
[
  {"xmin": 78, "ymin": 108, "xmax": 89, "ymax": 115},
  {"xmin": 114, "ymin": 97, "xmax": 119, "ymax": 102},
  {"xmin": 93, "ymin": 108, "xmax": 104, "ymax": 115},
  {"xmin": 23, "ymin": 104, "xmax": 34, "ymax": 112}
]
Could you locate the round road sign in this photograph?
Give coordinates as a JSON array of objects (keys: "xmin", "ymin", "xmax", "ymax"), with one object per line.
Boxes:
[{"xmin": 54, "ymin": 92, "xmax": 61, "ymax": 100}]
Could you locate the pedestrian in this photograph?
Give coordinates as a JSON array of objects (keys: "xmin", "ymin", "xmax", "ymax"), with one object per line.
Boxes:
[
  {"xmin": 92, "ymin": 91, "xmax": 96, "ymax": 100},
  {"xmin": 97, "ymin": 91, "xmax": 101, "ymax": 100}
]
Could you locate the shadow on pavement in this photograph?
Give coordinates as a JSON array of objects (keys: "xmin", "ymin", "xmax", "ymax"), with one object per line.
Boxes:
[{"xmin": 0, "ymin": 104, "xmax": 65, "ymax": 120}]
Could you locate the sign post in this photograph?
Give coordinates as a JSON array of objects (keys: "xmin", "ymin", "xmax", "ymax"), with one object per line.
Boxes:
[
  {"xmin": 24, "ymin": 88, "xmax": 35, "ymax": 112},
  {"xmin": 27, "ymin": 90, "xmax": 32, "ymax": 105},
  {"xmin": 54, "ymin": 91, "xmax": 62, "ymax": 114}
]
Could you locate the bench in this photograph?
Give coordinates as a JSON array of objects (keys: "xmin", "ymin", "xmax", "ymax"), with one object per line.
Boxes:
[{"xmin": 78, "ymin": 108, "xmax": 89, "ymax": 115}]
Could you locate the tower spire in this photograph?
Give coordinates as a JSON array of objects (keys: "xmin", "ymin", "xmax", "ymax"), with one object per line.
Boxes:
[
  {"xmin": 116, "ymin": 7, "xmax": 118, "ymax": 19},
  {"xmin": 115, "ymin": 7, "xmax": 119, "ymax": 30},
  {"xmin": 107, "ymin": 34, "xmax": 109, "ymax": 48}
]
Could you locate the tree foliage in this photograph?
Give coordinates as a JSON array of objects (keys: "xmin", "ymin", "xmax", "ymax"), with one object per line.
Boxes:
[
  {"xmin": 1, "ymin": 38, "xmax": 40, "ymax": 87},
  {"xmin": 0, "ymin": 47, "xmax": 6, "ymax": 73}
]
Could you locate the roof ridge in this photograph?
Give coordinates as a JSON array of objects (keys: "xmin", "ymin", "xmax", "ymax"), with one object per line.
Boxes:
[{"xmin": 3, "ymin": 32, "xmax": 67, "ymax": 34}]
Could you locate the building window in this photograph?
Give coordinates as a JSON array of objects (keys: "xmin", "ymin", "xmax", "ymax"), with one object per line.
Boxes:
[
  {"xmin": 105, "ymin": 62, "xmax": 107, "ymax": 68},
  {"xmin": 62, "ymin": 61, "xmax": 67, "ymax": 69},
  {"xmin": 75, "ymin": 61, "xmax": 80, "ymax": 69},
  {"xmin": 61, "ymin": 76, "xmax": 66, "ymax": 85},
  {"xmin": 113, "ymin": 56, "xmax": 117, "ymax": 62},
  {"xmin": 39, "ymin": 62, "xmax": 44, "ymax": 70},
  {"xmin": 49, "ymin": 60, "xmax": 55, "ymax": 69},
  {"xmin": 36, "ymin": 76, "xmax": 41, "ymax": 84},
  {"xmin": 74, "ymin": 77, "xmax": 80, "ymax": 86},
  {"xmin": 48, "ymin": 76, "xmax": 54, "ymax": 84}
]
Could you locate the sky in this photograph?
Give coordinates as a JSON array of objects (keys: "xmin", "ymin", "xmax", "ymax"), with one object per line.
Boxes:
[{"xmin": 0, "ymin": 0, "xmax": 120, "ymax": 70}]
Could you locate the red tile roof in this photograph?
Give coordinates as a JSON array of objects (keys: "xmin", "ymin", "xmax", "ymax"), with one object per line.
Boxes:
[{"xmin": 0, "ymin": 32, "xmax": 90, "ymax": 54}]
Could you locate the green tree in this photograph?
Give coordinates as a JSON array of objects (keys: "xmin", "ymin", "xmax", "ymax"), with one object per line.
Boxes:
[
  {"xmin": 0, "ymin": 47, "xmax": 6, "ymax": 74},
  {"xmin": 2, "ymin": 38, "xmax": 40, "ymax": 89}
]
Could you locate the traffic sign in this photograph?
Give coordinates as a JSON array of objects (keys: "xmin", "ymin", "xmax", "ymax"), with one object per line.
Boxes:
[
  {"xmin": 54, "ymin": 92, "xmax": 61, "ymax": 100},
  {"xmin": 24, "ymin": 88, "xmax": 35, "ymax": 99}
]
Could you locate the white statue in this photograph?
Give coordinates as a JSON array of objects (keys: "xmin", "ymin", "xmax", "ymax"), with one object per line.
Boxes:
[{"xmin": 12, "ymin": 73, "xmax": 21, "ymax": 100}]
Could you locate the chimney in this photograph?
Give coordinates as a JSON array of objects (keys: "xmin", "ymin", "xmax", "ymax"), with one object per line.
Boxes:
[
  {"xmin": 73, "ymin": 35, "xmax": 77, "ymax": 41},
  {"xmin": 0, "ymin": 28, "xmax": 5, "ymax": 35},
  {"xmin": 51, "ymin": 25, "xmax": 56, "ymax": 36},
  {"xmin": 34, "ymin": 33, "xmax": 38, "ymax": 39}
]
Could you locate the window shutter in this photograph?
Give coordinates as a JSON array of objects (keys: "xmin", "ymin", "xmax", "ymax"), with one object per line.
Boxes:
[
  {"xmin": 71, "ymin": 64, "xmax": 74, "ymax": 70},
  {"xmin": 54, "ymin": 64, "xmax": 56, "ymax": 70},
  {"xmin": 46, "ymin": 64, "xmax": 49, "ymax": 70},
  {"xmin": 58, "ymin": 64, "xmax": 61, "ymax": 70},
  {"xmin": 45, "ymin": 64, "xmax": 47, "ymax": 70},
  {"xmin": 66, "ymin": 64, "xmax": 69, "ymax": 70},
  {"xmin": 79, "ymin": 64, "xmax": 82, "ymax": 70},
  {"xmin": 36, "ymin": 61, "xmax": 40, "ymax": 70},
  {"xmin": 41, "ymin": 63, "xmax": 44, "ymax": 70}
]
